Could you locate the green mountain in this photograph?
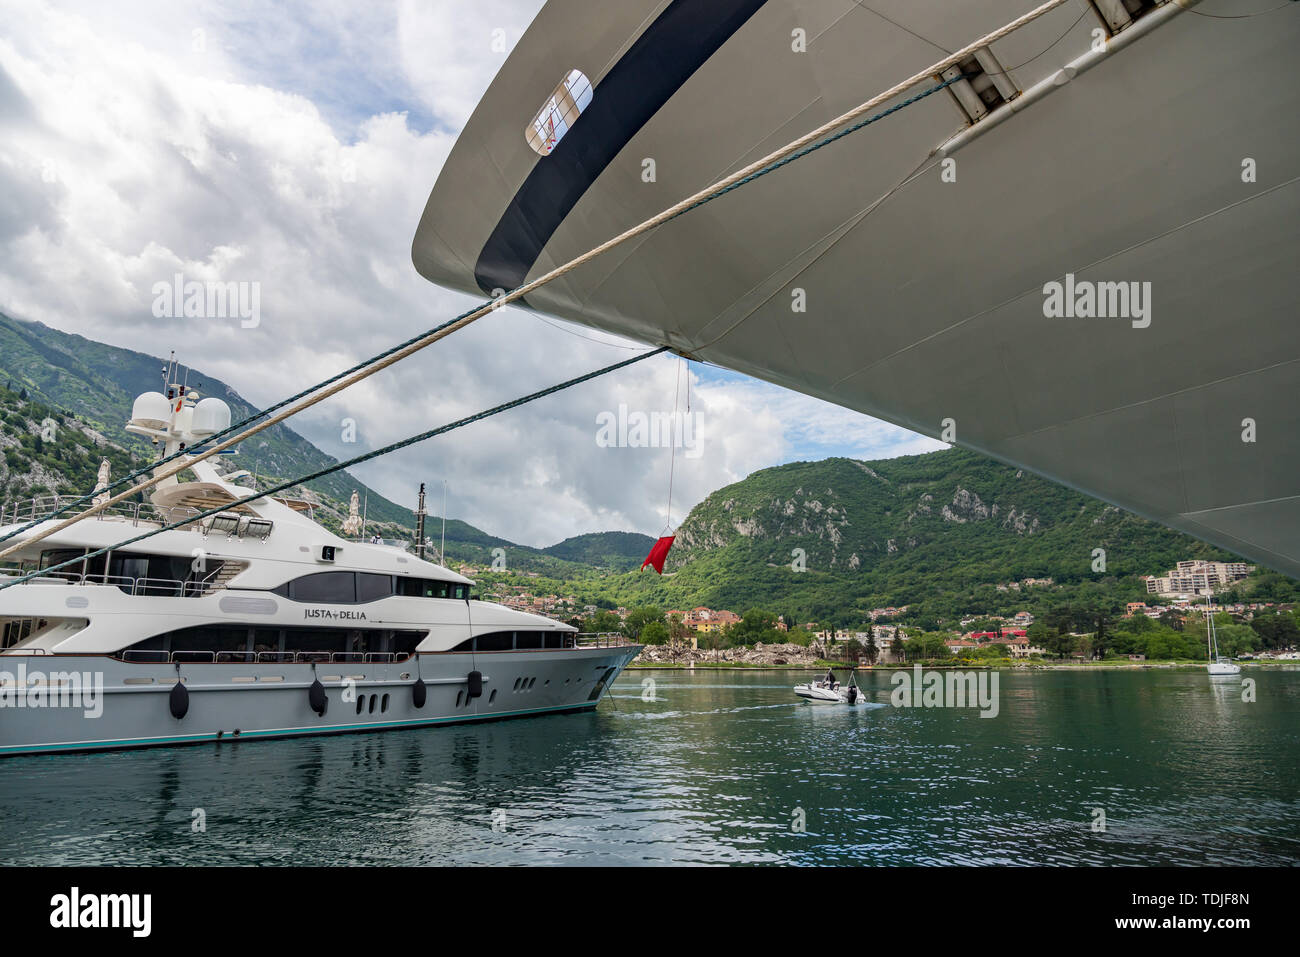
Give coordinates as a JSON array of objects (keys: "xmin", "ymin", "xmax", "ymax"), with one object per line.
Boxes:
[
  {"xmin": 542, "ymin": 531, "xmax": 656, "ymax": 569},
  {"xmin": 0, "ymin": 312, "xmax": 646, "ymax": 577},
  {"xmin": 5, "ymin": 310, "xmax": 1292, "ymax": 624},
  {"xmin": 0, "ymin": 311, "xmax": 422, "ymax": 527},
  {"xmin": 562, "ymin": 450, "xmax": 1293, "ymax": 628}
]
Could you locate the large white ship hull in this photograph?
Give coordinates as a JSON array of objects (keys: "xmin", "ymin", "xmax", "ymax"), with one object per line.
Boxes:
[
  {"xmin": 414, "ymin": 0, "xmax": 1300, "ymax": 576},
  {"xmin": 0, "ymin": 646, "xmax": 637, "ymax": 757}
]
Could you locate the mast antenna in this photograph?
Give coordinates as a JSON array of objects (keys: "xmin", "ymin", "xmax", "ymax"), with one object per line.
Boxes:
[{"xmin": 415, "ymin": 483, "xmax": 427, "ymax": 559}]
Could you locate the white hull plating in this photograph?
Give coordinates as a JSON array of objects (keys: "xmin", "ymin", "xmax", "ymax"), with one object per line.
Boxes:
[
  {"xmin": 0, "ymin": 646, "xmax": 638, "ymax": 757},
  {"xmin": 415, "ymin": 0, "xmax": 1300, "ymax": 577}
]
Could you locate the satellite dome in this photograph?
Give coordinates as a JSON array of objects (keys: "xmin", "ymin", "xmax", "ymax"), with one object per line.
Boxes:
[
  {"xmin": 191, "ymin": 397, "xmax": 231, "ymax": 438},
  {"xmin": 130, "ymin": 391, "xmax": 173, "ymax": 431}
]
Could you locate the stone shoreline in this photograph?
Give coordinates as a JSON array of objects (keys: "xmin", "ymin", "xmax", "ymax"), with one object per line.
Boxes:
[{"xmin": 628, "ymin": 643, "xmax": 1294, "ymax": 671}]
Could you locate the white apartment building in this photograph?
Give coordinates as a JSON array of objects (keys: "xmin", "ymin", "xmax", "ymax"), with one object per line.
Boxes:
[{"xmin": 1146, "ymin": 560, "xmax": 1253, "ymax": 596}]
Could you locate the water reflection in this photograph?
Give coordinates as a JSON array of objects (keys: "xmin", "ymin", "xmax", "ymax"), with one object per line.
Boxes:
[{"xmin": 0, "ymin": 669, "xmax": 1296, "ymax": 865}]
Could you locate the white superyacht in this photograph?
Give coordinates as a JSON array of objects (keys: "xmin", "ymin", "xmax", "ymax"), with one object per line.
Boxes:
[{"xmin": 0, "ymin": 384, "xmax": 638, "ymax": 756}]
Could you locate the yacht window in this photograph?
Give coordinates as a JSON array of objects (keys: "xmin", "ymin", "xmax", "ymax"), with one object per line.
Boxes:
[
  {"xmin": 356, "ymin": 573, "xmax": 394, "ymax": 603},
  {"xmin": 476, "ymin": 632, "xmax": 512, "ymax": 652},
  {"xmin": 39, "ymin": 548, "xmax": 85, "ymax": 572},
  {"xmin": 396, "ymin": 577, "xmax": 447, "ymax": 599},
  {"xmin": 121, "ymin": 625, "xmax": 426, "ymax": 661},
  {"xmin": 525, "ymin": 69, "xmax": 593, "ymax": 157},
  {"xmin": 290, "ymin": 571, "xmax": 356, "ymax": 603},
  {"xmin": 448, "ymin": 630, "xmax": 557, "ymax": 652}
]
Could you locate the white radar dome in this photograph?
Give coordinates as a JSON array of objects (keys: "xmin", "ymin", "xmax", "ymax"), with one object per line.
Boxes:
[
  {"xmin": 130, "ymin": 392, "xmax": 173, "ymax": 430},
  {"xmin": 190, "ymin": 397, "xmax": 230, "ymax": 438}
]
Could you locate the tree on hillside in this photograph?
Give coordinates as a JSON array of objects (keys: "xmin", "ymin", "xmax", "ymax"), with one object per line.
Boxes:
[
  {"xmin": 730, "ymin": 608, "xmax": 781, "ymax": 646},
  {"xmin": 864, "ymin": 631, "xmax": 879, "ymax": 665},
  {"xmin": 890, "ymin": 630, "xmax": 907, "ymax": 661},
  {"xmin": 1251, "ymin": 610, "xmax": 1300, "ymax": 650},
  {"xmin": 908, "ymin": 633, "xmax": 949, "ymax": 660},
  {"xmin": 640, "ymin": 620, "xmax": 669, "ymax": 645},
  {"xmin": 1159, "ymin": 609, "xmax": 1185, "ymax": 632},
  {"xmin": 583, "ymin": 610, "xmax": 622, "ymax": 634},
  {"xmin": 1044, "ymin": 630, "xmax": 1075, "ymax": 659},
  {"xmin": 667, "ymin": 613, "xmax": 694, "ymax": 648},
  {"xmin": 623, "ymin": 606, "xmax": 665, "ymax": 640},
  {"xmin": 1091, "ymin": 610, "xmax": 1113, "ymax": 660}
]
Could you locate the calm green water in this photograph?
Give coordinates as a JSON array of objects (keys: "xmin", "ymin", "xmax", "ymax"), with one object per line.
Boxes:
[{"xmin": 1, "ymin": 668, "xmax": 1297, "ymax": 865}]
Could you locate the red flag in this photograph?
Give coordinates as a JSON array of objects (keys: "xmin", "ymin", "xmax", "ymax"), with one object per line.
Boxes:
[{"xmin": 641, "ymin": 535, "xmax": 675, "ymax": 574}]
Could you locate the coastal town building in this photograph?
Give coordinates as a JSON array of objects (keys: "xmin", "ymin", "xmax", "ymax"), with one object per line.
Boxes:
[
  {"xmin": 968, "ymin": 628, "xmax": 1028, "ymax": 642},
  {"xmin": 666, "ymin": 607, "xmax": 741, "ymax": 633},
  {"xmin": 867, "ymin": 605, "xmax": 909, "ymax": 620},
  {"xmin": 1145, "ymin": 560, "xmax": 1253, "ymax": 597}
]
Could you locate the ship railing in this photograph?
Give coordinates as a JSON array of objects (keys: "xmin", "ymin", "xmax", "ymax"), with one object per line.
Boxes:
[
  {"xmin": 0, "ymin": 494, "xmax": 70, "ymax": 525},
  {"xmin": 119, "ymin": 650, "xmax": 170, "ymax": 663},
  {"xmin": 113, "ymin": 649, "xmax": 418, "ymax": 665},
  {"xmin": 3, "ymin": 569, "xmax": 220, "ymax": 597},
  {"xmin": 575, "ymin": 631, "xmax": 634, "ymax": 648},
  {"xmin": 172, "ymin": 651, "xmax": 218, "ymax": 663},
  {"xmin": 0, "ymin": 568, "xmax": 82, "ymax": 586},
  {"xmin": 0, "ymin": 496, "xmax": 205, "ymax": 532}
]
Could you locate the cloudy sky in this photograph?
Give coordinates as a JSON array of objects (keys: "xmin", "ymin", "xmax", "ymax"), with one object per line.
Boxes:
[{"xmin": 0, "ymin": 0, "xmax": 942, "ymax": 547}]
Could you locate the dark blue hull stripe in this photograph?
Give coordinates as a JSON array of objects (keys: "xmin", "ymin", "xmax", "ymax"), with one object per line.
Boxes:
[{"xmin": 473, "ymin": 0, "xmax": 771, "ymax": 296}]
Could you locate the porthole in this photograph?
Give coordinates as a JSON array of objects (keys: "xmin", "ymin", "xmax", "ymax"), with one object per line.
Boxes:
[
  {"xmin": 489, "ymin": 689, "xmax": 497, "ymax": 704},
  {"xmin": 368, "ymin": 695, "xmax": 377, "ymax": 714},
  {"xmin": 355, "ymin": 695, "xmax": 364, "ymax": 715},
  {"xmin": 381, "ymin": 693, "xmax": 390, "ymax": 713},
  {"xmin": 456, "ymin": 690, "xmax": 463, "ymax": 707},
  {"xmin": 524, "ymin": 69, "xmax": 593, "ymax": 157}
]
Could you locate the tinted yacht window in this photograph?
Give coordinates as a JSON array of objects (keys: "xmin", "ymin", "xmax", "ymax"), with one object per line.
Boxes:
[
  {"xmin": 397, "ymin": 577, "xmax": 450, "ymax": 599},
  {"xmin": 356, "ymin": 573, "xmax": 394, "ymax": 603},
  {"xmin": 290, "ymin": 571, "xmax": 356, "ymax": 603}
]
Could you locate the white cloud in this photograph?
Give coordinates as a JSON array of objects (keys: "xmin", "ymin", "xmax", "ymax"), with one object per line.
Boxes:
[{"xmin": 0, "ymin": 0, "xmax": 933, "ymax": 547}]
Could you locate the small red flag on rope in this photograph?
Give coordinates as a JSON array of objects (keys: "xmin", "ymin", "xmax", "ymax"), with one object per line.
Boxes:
[{"xmin": 641, "ymin": 535, "xmax": 675, "ymax": 574}]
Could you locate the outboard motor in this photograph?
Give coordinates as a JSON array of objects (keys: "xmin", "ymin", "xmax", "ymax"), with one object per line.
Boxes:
[{"xmin": 847, "ymin": 685, "xmax": 857, "ymax": 704}]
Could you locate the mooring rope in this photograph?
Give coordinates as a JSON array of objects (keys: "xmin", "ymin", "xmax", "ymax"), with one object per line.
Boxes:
[
  {"xmin": 0, "ymin": 347, "xmax": 669, "ymax": 591},
  {"xmin": 0, "ymin": 0, "xmax": 1072, "ymax": 560}
]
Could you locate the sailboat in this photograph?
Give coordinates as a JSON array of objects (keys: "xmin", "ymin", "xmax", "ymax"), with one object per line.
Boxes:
[{"xmin": 1205, "ymin": 595, "xmax": 1241, "ymax": 678}]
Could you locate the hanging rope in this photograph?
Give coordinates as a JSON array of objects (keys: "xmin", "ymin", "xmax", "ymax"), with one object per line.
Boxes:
[
  {"xmin": 662, "ymin": 358, "xmax": 684, "ymax": 534},
  {"xmin": 0, "ymin": 0, "xmax": 1072, "ymax": 559},
  {"xmin": 0, "ymin": 347, "xmax": 668, "ymax": 591}
]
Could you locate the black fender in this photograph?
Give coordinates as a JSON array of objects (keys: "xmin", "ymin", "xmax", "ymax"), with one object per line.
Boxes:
[
  {"xmin": 308, "ymin": 678, "xmax": 328, "ymax": 716},
  {"xmin": 169, "ymin": 681, "xmax": 189, "ymax": 720}
]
